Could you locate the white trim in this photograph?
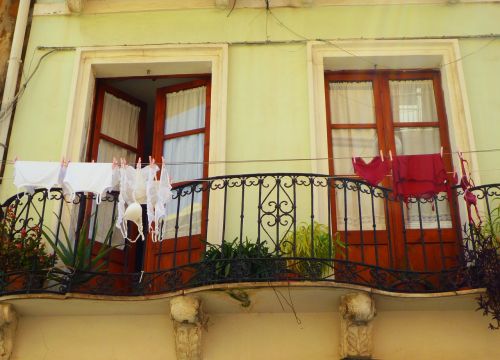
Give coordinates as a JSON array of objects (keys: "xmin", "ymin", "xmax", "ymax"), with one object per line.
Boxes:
[
  {"xmin": 34, "ymin": 0, "xmax": 499, "ymax": 16},
  {"xmin": 307, "ymin": 39, "xmax": 478, "ymax": 222},
  {"xmin": 63, "ymin": 44, "xmax": 228, "ymax": 242}
]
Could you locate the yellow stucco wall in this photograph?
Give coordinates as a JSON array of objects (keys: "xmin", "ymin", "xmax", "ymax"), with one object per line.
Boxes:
[
  {"xmin": 1, "ymin": 3, "xmax": 499, "ymax": 201},
  {"xmin": 11, "ymin": 309, "xmax": 500, "ymax": 360}
]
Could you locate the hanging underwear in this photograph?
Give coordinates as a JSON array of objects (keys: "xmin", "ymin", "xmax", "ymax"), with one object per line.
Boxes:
[
  {"xmin": 150, "ymin": 164, "xmax": 173, "ymax": 242},
  {"xmin": 458, "ymin": 152, "xmax": 481, "ymax": 225},
  {"xmin": 116, "ymin": 163, "xmax": 159, "ymax": 242},
  {"xmin": 352, "ymin": 156, "xmax": 391, "ymax": 186},
  {"xmin": 392, "ymin": 153, "xmax": 450, "ymax": 204},
  {"xmin": 14, "ymin": 161, "xmax": 64, "ymax": 195},
  {"xmin": 63, "ymin": 162, "xmax": 117, "ymax": 204}
]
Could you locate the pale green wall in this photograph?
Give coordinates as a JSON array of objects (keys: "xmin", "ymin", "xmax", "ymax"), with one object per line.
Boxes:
[{"xmin": 2, "ymin": 3, "xmax": 500, "ymax": 200}]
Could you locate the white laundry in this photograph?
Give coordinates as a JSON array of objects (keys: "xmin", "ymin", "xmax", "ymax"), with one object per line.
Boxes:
[
  {"xmin": 116, "ymin": 164, "xmax": 159, "ymax": 242},
  {"xmin": 151, "ymin": 165, "xmax": 173, "ymax": 242},
  {"xmin": 13, "ymin": 161, "xmax": 64, "ymax": 194},
  {"xmin": 63, "ymin": 162, "xmax": 117, "ymax": 204}
]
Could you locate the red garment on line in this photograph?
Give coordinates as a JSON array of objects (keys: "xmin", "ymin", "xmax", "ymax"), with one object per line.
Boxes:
[
  {"xmin": 352, "ymin": 156, "xmax": 391, "ymax": 186},
  {"xmin": 392, "ymin": 153, "xmax": 449, "ymax": 202},
  {"xmin": 458, "ymin": 152, "xmax": 481, "ymax": 225}
]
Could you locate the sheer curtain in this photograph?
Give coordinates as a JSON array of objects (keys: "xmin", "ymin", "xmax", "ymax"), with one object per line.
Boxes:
[
  {"xmin": 329, "ymin": 82, "xmax": 386, "ymax": 231},
  {"xmin": 162, "ymin": 86, "xmax": 206, "ymax": 239},
  {"xmin": 389, "ymin": 80, "xmax": 452, "ymax": 229},
  {"xmin": 93, "ymin": 92, "xmax": 141, "ymax": 246}
]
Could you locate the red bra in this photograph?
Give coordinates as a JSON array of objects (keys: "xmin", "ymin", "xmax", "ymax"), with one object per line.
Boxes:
[{"xmin": 352, "ymin": 156, "xmax": 391, "ymax": 186}]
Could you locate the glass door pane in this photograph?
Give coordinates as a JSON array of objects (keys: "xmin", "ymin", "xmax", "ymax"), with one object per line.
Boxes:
[
  {"xmin": 389, "ymin": 80, "xmax": 438, "ymax": 123},
  {"xmin": 329, "ymin": 81, "xmax": 386, "ymax": 231},
  {"xmin": 389, "ymin": 80, "xmax": 451, "ymax": 229}
]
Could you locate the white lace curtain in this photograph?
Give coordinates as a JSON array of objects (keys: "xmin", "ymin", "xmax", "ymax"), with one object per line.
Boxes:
[
  {"xmin": 97, "ymin": 92, "xmax": 139, "ymax": 164},
  {"xmin": 162, "ymin": 86, "xmax": 206, "ymax": 239},
  {"xmin": 389, "ymin": 80, "xmax": 451, "ymax": 229},
  {"xmin": 329, "ymin": 80, "xmax": 452, "ymax": 230},
  {"xmin": 329, "ymin": 82, "xmax": 386, "ymax": 231},
  {"xmin": 93, "ymin": 92, "xmax": 141, "ymax": 245}
]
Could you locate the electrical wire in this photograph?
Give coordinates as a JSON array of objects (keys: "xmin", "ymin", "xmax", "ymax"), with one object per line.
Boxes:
[
  {"xmin": 1, "ymin": 148, "xmax": 499, "ymax": 166},
  {"xmin": 0, "ymin": 50, "xmax": 58, "ymax": 124},
  {"xmin": 266, "ymin": 8, "xmax": 498, "ymax": 70}
]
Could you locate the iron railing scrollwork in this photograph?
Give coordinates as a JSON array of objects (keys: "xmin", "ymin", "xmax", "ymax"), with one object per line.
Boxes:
[{"xmin": 1, "ymin": 173, "xmax": 498, "ymax": 296}]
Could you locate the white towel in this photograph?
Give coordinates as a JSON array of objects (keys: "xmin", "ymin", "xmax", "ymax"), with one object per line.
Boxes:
[
  {"xmin": 13, "ymin": 161, "xmax": 64, "ymax": 194},
  {"xmin": 63, "ymin": 162, "xmax": 117, "ymax": 204}
]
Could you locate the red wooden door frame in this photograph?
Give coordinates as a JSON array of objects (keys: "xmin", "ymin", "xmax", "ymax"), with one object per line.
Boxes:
[{"xmin": 86, "ymin": 81, "xmax": 147, "ymax": 273}]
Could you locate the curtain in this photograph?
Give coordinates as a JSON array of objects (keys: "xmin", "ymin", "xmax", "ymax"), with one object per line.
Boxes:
[
  {"xmin": 330, "ymin": 82, "xmax": 376, "ymax": 124},
  {"xmin": 162, "ymin": 86, "xmax": 206, "ymax": 239},
  {"xmin": 329, "ymin": 82, "xmax": 386, "ymax": 230},
  {"xmin": 92, "ymin": 92, "xmax": 141, "ymax": 246},
  {"xmin": 389, "ymin": 80, "xmax": 452, "ymax": 229},
  {"xmin": 389, "ymin": 80, "xmax": 438, "ymax": 123},
  {"xmin": 101, "ymin": 92, "xmax": 140, "ymax": 147}
]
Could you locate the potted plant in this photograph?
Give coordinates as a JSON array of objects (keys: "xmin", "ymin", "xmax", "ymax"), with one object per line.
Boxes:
[
  {"xmin": 281, "ymin": 222, "xmax": 344, "ymax": 279},
  {"xmin": 194, "ymin": 237, "xmax": 284, "ymax": 285},
  {"xmin": 0, "ymin": 206, "xmax": 54, "ymax": 293},
  {"xmin": 42, "ymin": 213, "xmax": 117, "ymax": 290}
]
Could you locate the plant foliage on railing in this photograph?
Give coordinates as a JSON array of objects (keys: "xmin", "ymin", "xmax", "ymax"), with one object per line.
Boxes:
[{"xmin": 464, "ymin": 224, "xmax": 500, "ymax": 330}]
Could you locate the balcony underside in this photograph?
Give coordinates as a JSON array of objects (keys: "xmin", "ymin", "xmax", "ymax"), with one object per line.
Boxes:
[{"xmin": 1, "ymin": 281, "xmax": 485, "ymax": 317}]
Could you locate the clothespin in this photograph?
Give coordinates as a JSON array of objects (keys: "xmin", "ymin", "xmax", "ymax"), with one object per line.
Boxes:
[
  {"xmin": 379, "ymin": 149, "xmax": 384, "ymax": 162},
  {"xmin": 440, "ymin": 146, "xmax": 444, "ymax": 158},
  {"xmin": 136, "ymin": 157, "xmax": 141, "ymax": 169},
  {"xmin": 14, "ymin": 156, "xmax": 18, "ymax": 162},
  {"xmin": 149, "ymin": 156, "xmax": 155, "ymax": 167},
  {"xmin": 352, "ymin": 155, "xmax": 356, "ymax": 164},
  {"xmin": 112, "ymin": 157, "xmax": 118, "ymax": 169},
  {"xmin": 389, "ymin": 150, "xmax": 393, "ymax": 162}
]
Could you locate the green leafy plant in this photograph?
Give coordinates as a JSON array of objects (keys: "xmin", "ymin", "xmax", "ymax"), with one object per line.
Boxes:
[
  {"xmin": 42, "ymin": 213, "xmax": 116, "ymax": 286},
  {"xmin": 281, "ymin": 222, "xmax": 344, "ymax": 278},
  {"xmin": 197, "ymin": 237, "xmax": 283, "ymax": 282},
  {"xmin": 481, "ymin": 199, "xmax": 500, "ymax": 248}
]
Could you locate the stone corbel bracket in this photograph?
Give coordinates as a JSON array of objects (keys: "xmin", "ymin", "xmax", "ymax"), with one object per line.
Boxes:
[
  {"xmin": 339, "ymin": 292, "xmax": 376, "ymax": 359},
  {"xmin": 0, "ymin": 304, "xmax": 18, "ymax": 360},
  {"xmin": 66, "ymin": 0, "xmax": 87, "ymax": 13},
  {"xmin": 170, "ymin": 296, "xmax": 205, "ymax": 360}
]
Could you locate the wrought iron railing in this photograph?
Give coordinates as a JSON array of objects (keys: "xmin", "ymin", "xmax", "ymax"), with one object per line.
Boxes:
[{"xmin": 0, "ymin": 173, "xmax": 498, "ymax": 296}]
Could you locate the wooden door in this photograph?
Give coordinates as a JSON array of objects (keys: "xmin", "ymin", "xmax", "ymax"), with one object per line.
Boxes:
[
  {"xmin": 380, "ymin": 71, "xmax": 461, "ymax": 276},
  {"xmin": 325, "ymin": 72, "xmax": 393, "ymax": 285},
  {"xmin": 87, "ymin": 82, "xmax": 146, "ymax": 274},
  {"xmin": 144, "ymin": 79, "xmax": 211, "ymax": 282},
  {"xmin": 325, "ymin": 71, "xmax": 461, "ymax": 287}
]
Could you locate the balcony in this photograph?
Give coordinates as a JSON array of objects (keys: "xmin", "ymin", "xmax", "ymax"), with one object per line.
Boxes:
[{"xmin": 0, "ymin": 173, "xmax": 498, "ymax": 297}]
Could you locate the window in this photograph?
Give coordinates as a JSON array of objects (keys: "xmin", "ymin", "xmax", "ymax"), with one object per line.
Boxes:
[{"xmin": 325, "ymin": 70, "xmax": 459, "ymax": 271}]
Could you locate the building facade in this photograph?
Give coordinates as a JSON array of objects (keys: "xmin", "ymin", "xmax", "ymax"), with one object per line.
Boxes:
[{"xmin": 1, "ymin": 1, "xmax": 500, "ymax": 359}]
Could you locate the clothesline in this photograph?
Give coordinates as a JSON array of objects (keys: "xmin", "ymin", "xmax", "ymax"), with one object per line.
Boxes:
[
  {"xmin": 0, "ymin": 148, "xmax": 499, "ymax": 166},
  {"xmin": 1, "ymin": 166, "xmax": 499, "ymax": 182}
]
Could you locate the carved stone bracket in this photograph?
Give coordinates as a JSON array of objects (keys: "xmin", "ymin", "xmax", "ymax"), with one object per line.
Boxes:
[
  {"xmin": 215, "ymin": 0, "xmax": 230, "ymax": 8},
  {"xmin": 170, "ymin": 296, "xmax": 204, "ymax": 360},
  {"xmin": 0, "ymin": 304, "xmax": 18, "ymax": 360},
  {"xmin": 339, "ymin": 292, "xmax": 376, "ymax": 360},
  {"xmin": 66, "ymin": 0, "xmax": 87, "ymax": 13}
]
